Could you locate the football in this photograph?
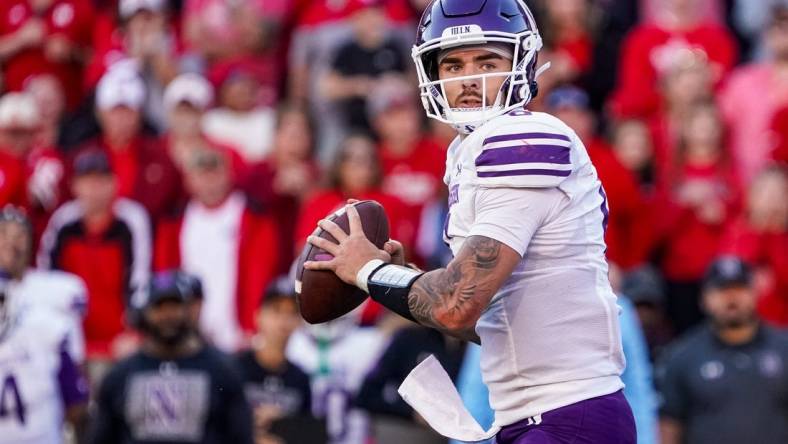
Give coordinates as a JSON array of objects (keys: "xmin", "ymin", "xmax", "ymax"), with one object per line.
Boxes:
[{"xmin": 295, "ymin": 200, "xmax": 390, "ymax": 324}]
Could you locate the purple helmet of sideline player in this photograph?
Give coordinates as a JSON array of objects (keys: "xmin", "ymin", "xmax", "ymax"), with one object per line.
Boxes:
[{"xmin": 412, "ymin": 0, "xmax": 547, "ymax": 134}]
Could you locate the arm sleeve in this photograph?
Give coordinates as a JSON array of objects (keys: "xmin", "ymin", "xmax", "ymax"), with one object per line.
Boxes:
[{"xmin": 468, "ymin": 186, "xmax": 563, "ymax": 257}]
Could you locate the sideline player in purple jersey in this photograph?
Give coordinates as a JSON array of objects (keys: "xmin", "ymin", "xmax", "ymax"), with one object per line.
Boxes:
[
  {"xmin": 0, "ymin": 208, "xmax": 89, "ymax": 444},
  {"xmin": 304, "ymin": 1, "xmax": 636, "ymax": 442}
]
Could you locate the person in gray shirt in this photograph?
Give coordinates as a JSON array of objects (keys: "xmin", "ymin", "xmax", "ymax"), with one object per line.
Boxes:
[{"xmin": 657, "ymin": 256, "xmax": 788, "ymax": 444}]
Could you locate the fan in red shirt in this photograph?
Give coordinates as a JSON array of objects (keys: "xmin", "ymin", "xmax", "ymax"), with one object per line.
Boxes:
[
  {"xmin": 242, "ymin": 104, "xmax": 319, "ymax": 275},
  {"xmin": 160, "ymin": 72, "xmax": 248, "ymax": 177},
  {"xmin": 21, "ymin": 75, "xmax": 79, "ymax": 236},
  {"xmin": 720, "ymin": 166, "xmax": 788, "ymax": 326},
  {"xmin": 369, "ymin": 77, "xmax": 444, "ymax": 264},
  {"xmin": 155, "ymin": 147, "xmax": 279, "ymax": 352},
  {"xmin": 647, "ymin": 48, "xmax": 715, "ymax": 183},
  {"xmin": 0, "ymin": 93, "xmax": 38, "ymax": 209},
  {"xmin": 546, "ymin": 87, "xmax": 651, "ymax": 270},
  {"xmin": 86, "ymin": 0, "xmax": 181, "ymax": 129},
  {"xmin": 610, "ymin": 0, "xmax": 737, "ymax": 118},
  {"xmin": 295, "ymin": 133, "xmax": 410, "ymax": 324},
  {"xmin": 71, "ymin": 67, "xmax": 183, "ymax": 223},
  {"xmin": 718, "ymin": 6, "xmax": 788, "ymax": 185},
  {"xmin": 656, "ymin": 102, "xmax": 741, "ymax": 334},
  {"xmin": 0, "ymin": 90, "xmax": 70, "ymax": 246},
  {"xmin": 0, "ymin": 0, "xmax": 95, "ymax": 109},
  {"xmin": 531, "ymin": 0, "xmax": 594, "ymax": 105},
  {"xmin": 295, "ymin": 134, "xmax": 411, "ymax": 251},
  {"xmin": 161, "ymin": 73, "xmax": 216, "ymax": 170},
  {"xmin": 183, "ymin": 0, "xmax": 297, "ymax": 102},
  {"xmin": 611, "ymin": 118, "xmax": 660, "ymax": 195}
]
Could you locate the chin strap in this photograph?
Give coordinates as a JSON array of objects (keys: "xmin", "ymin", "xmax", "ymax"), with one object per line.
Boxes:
[{"xmin": 535, "ymin": 61, "xmax": 552, "ymax": 78}]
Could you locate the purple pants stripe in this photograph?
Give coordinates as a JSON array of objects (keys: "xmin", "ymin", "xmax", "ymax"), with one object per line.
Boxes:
[
  {"xmin": 475, "ymin": 145, "xmax": 571, "ymax": 167},
  {"xmin": 495, "ymin": 391, "xmax": 636, "ymax": 444}
]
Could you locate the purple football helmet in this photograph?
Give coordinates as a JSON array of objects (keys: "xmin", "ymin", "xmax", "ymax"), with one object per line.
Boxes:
[{"xmin": 412, "ymin": 0, "xmax": 545, "ymax": 134}]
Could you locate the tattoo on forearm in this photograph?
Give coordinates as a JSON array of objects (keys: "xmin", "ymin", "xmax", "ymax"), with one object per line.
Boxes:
[{"xmin": 408, "ymin": 236, "xmax": 506, "ymax": 341}]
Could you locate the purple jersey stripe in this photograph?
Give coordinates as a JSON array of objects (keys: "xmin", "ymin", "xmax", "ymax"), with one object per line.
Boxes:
[
  {"xmin": 476, "ymin": 144, "xmax": 570, "ymax": 167},
  {"xmin": 483, "ymin": 132, "xmax": 571, "ymax": 145},
  {"xmin": 477, "ymin": 168, "xmax": 572, "ymax": 178}
]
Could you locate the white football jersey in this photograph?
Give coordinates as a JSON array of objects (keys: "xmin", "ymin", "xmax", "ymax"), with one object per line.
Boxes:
[
  {"xmin": 7, "ymin": 270, "xmax": 87, "ymax": 363},
  {"xmin": 0, "ymin": 309, "xmax": 87, "ymax": 444},
  {"xmin": 286, "ymin": 325, "xmax": 386, "ymax": 444},
  {"xmin": 443, "ymin": 110, "xmax": 625, "ymax": 427}
]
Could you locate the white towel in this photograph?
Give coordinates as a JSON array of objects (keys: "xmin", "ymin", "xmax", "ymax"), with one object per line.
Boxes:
[{"xmin": 398, "ymin": 355, "xmax": 501, "ymax": 443}]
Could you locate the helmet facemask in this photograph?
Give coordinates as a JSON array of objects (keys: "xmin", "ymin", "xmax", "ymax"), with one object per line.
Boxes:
[{"xmin": 413, "ymin": 30, "xmax": 544, "ymax": 134}]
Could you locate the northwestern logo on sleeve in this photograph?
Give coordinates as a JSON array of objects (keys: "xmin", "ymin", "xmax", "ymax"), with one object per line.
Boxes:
[
  {"xmin": 448, "ymin": 184, "xmax": 460, "ymax": 207},
  {"xmin": 442, "ymin": 25, "xmax": 483, "ymax": 38}
]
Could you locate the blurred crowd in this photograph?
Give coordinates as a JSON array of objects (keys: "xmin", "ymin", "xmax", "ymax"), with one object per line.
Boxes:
[{"xmin": 0, "ymin": 0, "xmax": 786, "ymax": 443}]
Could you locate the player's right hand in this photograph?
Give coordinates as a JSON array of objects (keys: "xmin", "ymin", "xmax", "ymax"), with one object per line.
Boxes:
[{"xmin": 384, "ymin": 239, "xmax": 405, "ymax": 266}]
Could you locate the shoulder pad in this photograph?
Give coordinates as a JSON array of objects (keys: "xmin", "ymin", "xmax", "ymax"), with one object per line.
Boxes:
[
  {"xmin": 471, "ymin": 112, "xmax": 576, "ymax": 188},
  {"xmin": 16, "ymin": 307, "xmax": 71, "ymax": 349},
  {"xmin": 26, "ymin": 270, "xmax": 88, "ymax": 316}
]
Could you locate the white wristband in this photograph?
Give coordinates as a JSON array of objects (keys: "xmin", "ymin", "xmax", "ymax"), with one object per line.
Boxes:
[{"xmin": 356, "ymin": 259, "xmax": 386, "ymax": 293}]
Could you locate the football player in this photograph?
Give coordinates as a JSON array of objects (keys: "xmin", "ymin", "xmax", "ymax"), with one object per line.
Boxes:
[
  {"xmin": 304, "ymin": 1, "xmax": 636, "ymax": 443},
  {"xmin": 0, "ymin": 208, "xmax": 89, "ymax": 444},
  {"xmin": 0, "ymin": 206, "xmax": 87, "ymax": 362}
]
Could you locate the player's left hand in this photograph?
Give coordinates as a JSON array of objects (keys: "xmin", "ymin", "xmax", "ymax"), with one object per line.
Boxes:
[{"xmin": 304, "ymin": 204, "xmax": 390, "ymax": 286}]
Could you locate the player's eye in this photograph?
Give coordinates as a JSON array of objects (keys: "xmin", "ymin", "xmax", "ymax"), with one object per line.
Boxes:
[
  {"xmin": 443, "ymin": 64, "xmax": 463, "ymax": 74},
  {"xmin": 481, "ymin": 63, "xmax": 498, "ymax": 71}
]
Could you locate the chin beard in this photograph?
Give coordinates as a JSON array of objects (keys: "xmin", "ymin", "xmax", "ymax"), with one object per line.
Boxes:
[
  {"xmin": 713, "ymin": 314, "xmax": 756, "ymax": 330},
  {"xmin": 148, "ymin": 323, "xmax": 191, "ymax": 347}
]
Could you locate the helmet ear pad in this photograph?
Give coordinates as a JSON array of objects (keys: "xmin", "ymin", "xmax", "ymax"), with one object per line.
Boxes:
[{"xmin": 520, "ymin": 50, "xmax": 540, "ymax": 101}]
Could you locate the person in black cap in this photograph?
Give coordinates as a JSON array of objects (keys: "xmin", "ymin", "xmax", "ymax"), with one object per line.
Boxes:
[
  {"xmin": 88, "ymin": 270, "xmax": 254, "ymax": 444},
  {"xmin": 234, "ymin": 276, "xmax": 316, "ymax": 444},
  {"xmin": 656, "ymin": 256, "xmax": 788, "ymax": 444}
]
